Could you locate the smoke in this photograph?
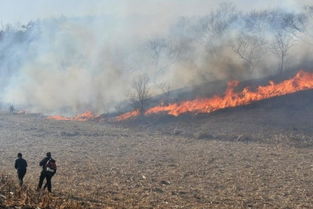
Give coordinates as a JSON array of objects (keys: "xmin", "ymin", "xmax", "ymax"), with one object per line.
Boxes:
[
  {"xmin": 2, "ymin": 18, "xmax": 136, "ymax": 114},
  {"xmin": 0, "ymin": 1, "xmax": 313, "ymax": 115}
]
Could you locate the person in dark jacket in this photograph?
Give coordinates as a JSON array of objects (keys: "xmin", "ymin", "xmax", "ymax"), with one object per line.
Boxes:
[
  {"xmin": 37, "ymin": 152, "xmax": 57, "ymax": 192},
  {"xmin": 14, "ymin": 153, "xmax": 27, "ymax": 186}
]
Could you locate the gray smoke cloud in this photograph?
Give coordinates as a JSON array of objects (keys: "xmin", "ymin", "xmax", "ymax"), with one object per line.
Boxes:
[{"xmin": 0, "ymin": 0, "xmax": 313, "ymax": 115}]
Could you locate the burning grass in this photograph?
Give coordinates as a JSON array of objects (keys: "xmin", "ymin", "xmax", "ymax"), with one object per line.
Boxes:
[
  {"xmin": 46, "ymin": 70, "xmax": 313, "ymax": 123},
  {"xmin": 116, "ymin": 70, "xmax": 313, "ymax": 121},
  {"xmin": 47, "ymin": 111, "xmax": 99, "ymax": 121}
]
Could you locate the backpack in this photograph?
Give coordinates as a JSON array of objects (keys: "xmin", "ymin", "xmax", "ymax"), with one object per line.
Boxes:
[{"xmin": 45, "ymin": 159, "xmax": 57, "ymax": 173}]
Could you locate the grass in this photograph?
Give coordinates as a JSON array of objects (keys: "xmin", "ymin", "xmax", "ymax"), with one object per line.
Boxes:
[
  {"xmin": 0, "ymin": 173, "xmax": 87, "ymax": 209},
  {"xmin": 1, "ymin": 111, "xmax": 313, "ymax": 208}
]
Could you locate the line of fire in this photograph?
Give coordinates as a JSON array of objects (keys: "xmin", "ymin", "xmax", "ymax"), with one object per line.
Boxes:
[{"xmin": 47, "ymin": 70, "xmax": 313, "ymax": 122}]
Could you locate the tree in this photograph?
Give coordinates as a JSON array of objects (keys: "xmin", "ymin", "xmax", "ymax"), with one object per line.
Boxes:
[
  {"xmin": 232, "ymin": 34, "xmax": 265, "ymax": 72},
  {"xmin": 146, "ymin": 38, "xmax": 179, "ymax": 75},
  {"xmin": 200, "ymin": 3, "xmax": 238, "ymax": 57},
  {"xmin": 270, "ymin": 30, "xmax": 296, "ymax": 73},
  {"xmin": 147, "ymin": 38, "xmax": 167, "ymax": 67},
  {"xmin": 303, "ymin": 6, "xmax": 313, "ymax": 42},
  {"xmin": 268, "ymin": 10, "xmax": 304, "ymax": 73},
  {"xmin": 130, "ymin": 75, "xmax": 151, "ymax": 114}
]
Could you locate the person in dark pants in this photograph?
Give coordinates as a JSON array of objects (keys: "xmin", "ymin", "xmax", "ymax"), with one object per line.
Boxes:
[
  {"xmin": 37, "ymin": 152, "xmax": 57, "ymax": 192},
  {"xmin": 14, "ymin": 153, "xmax": 27, "ymax": 186},
  {"xmin": 43, "ymin": 159, "xmax": 56, "ymax": 191}
]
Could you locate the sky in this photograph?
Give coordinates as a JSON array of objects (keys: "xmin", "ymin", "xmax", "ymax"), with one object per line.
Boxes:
[{"xmin": 0, "ymin": 0, "xmax": 312, "ymax": 25}]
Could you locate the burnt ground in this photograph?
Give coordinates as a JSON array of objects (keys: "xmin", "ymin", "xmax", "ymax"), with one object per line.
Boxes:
[{"xmin": 1, "ymin": 89, "xmax": 313, "ymax": 208}]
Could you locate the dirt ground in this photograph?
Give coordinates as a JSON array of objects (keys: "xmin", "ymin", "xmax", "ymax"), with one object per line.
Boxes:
[{"xmin": 0, "ymin": 112, "xmax": 313, "ymax": 208}]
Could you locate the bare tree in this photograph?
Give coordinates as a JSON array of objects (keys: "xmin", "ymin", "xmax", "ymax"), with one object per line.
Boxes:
[
  {"xmin": 205, "ymin": 3, "xmax": 237, "ymax": 37},
  {"xmin": 146, "ymin": 38, "xmax": 179, "ymax": 74},
  {"xmin": 200, "ymin": 3, "xmax": 238, "ymax": 57},
  {"xmin": 130, "ymin": 75, "xmax": 151, "ymax": 114},
  {"xmin": 268, "ymin": 10, "xmax": 304, "ymax": 73},
  {"xmin": 303, "ymin": 6, "xmax": 313, "ymax": 42},
  {"xmin": 270, "ymin": 30, "xmax": 296, "ymax": 73},
  {"xmin": 147, "ymin": 38, "xmax": 167, "ymax": 67},
  {"xmin": 232, "ymin": 34, "xmax": 265, "ymax": 72}
]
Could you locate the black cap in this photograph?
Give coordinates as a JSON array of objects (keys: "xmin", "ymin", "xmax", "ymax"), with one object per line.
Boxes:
[{"xmin": 46, "ymin": 152, "xmax": 51, "ymax": 157}]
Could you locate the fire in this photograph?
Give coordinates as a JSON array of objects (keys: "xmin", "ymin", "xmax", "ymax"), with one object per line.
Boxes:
[
  {"xmin": 117, "ymin": 70, "xmax": 313, "ymax": 120},
  {"xmin": 48, "ymin": 115, "xmax": 71, "ymax": 121},
  {"xmin": 48, "ymin": 111, "xmax": 98, "ymax": 121},
  {"xmin": 115, "ymin": 110, "xmax": 140, "ymax": 121}
]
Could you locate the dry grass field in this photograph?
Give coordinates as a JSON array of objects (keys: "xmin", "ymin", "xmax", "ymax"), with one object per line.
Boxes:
[{"xmin": 1, "ymin": 93, "xmax": 313, "ymax": 209}]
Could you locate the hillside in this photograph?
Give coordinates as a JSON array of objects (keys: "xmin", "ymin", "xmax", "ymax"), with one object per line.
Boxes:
[{"xmin": 117, "ymin": 88, "xmax": 313, "ymax": 148}]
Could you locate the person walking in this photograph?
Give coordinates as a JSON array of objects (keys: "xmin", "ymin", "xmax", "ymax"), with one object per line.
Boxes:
[
  {"xmin": 14, "ymin": 153, "xmax": 27, "ymax": 186},
  {"xmin": 37, "ymin": 152, "xmax": 57, "ymax": 192}
]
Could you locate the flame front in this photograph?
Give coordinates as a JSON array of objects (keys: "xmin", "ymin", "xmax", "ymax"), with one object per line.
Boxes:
[
  {"xmin": 115, "ymin": 110, "xmax": 140, "ymax": 121},
  {"xmin": 48, "ymin": 111, "xmax": 98, "ymax": 121},
  {"xmin": 117, "ymin": 71, "xmax": 313, "ymax": 120}
]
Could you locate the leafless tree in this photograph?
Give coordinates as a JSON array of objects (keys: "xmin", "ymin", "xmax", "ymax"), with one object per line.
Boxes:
[
  {"xmin": 268, "ymin": 10, "xmax": 304, "ymax": 73},
  {"xmin": 270, "ymin": 30, "xmax": 296, "ymax": 73},
  {"xmin": 206, "ymin": 3, "xmax": 237, "ymax": 37},
  {"xmin": 303, "ymin": 6, "xmax": 313, "ymax": 42},
  {"xmin": 200, "ymin": 3, "xmax": 238, "ymax": 57},
  {"xmin": 130, "ymin": 75, "xmax": 151, "ymax": 114},
  {"xmin": 146, "ymin": 38, "xmax": 179, "ymax": 74},
  {"xmin": 232, "ymin": 34, "xmax": 266, "ymax": 72},
  {"xmin": 147, "ymin": 38, "xmax": 167, "ymax": 66}
]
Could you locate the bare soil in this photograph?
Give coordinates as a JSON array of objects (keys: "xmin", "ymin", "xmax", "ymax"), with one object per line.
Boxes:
[{"xmin": 0, "ymin": 110, "xmax": 313, "ymax": 208}]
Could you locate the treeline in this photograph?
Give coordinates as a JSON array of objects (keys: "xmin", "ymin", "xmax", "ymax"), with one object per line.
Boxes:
[{"xmin": 141, "ymin": 4, "xmax": 313, "ymax": 83}]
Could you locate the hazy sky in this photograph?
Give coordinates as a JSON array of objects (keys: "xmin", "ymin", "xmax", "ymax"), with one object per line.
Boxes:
[{"xmin": 0, "ymin": 0, "xmax": 311, "ymax": 25}]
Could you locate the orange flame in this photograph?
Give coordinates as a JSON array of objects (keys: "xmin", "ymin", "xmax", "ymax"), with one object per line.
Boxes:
[
  {"xmin": 48, "ymin": 111, "xmax": 98, "ymax": 121},
  {"xmin": 116, "ymin": 71, "xmax": 313, "ymax": 120},
  {"xmin": 115, "ymin": 110, "xmax": 140, "ymax": 121}
]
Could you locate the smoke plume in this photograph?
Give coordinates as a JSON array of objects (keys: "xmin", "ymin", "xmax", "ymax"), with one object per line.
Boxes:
[{"xmin": 0, "ymin": 1, "xmax": 313, "ymax": 115}]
